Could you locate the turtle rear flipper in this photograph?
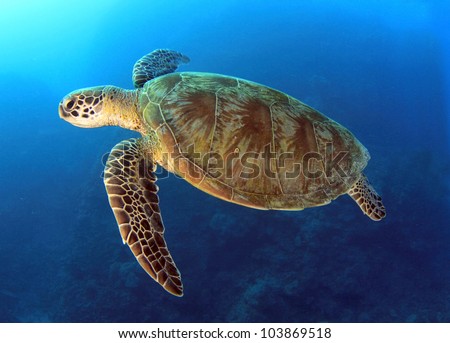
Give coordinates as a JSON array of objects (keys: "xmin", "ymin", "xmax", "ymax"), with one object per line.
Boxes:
[
  {"xmin": 347, "ymin": 173, "xmax": 386, "ymax": 221},
  {"xmin": 132, "ymin": 49, "xmax": 190, "ymax": 88},
  {"xmin": 104, "ymin": 138, "xmax": 183, "ymax": 296}
]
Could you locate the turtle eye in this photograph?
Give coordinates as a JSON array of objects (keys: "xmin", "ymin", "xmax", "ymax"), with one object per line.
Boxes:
[{"xmin": 65, "ymin": 99, "xmax": 75, "ymax": 110}]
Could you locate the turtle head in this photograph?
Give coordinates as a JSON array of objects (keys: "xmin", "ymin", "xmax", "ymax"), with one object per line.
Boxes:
[
  {"xmin": 59, "ymin": 86, "xmax": 141, "ymax": 131},
  {"xmin": 59, "ymin": 86, "xmax": 110, "ymax": 128}
]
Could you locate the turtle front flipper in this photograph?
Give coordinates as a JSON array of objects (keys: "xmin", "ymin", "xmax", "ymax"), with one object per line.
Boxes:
[
  {"xmin": 104, "ymin": 138, "xmax": 183, "ymax": 296},
  {"xmin": 347, "ymin": 173, "xmax": 386, "ymax": 221},
  {"xmin": 132, "ymin": 49, "xmax": 190, "ymax": 88}
]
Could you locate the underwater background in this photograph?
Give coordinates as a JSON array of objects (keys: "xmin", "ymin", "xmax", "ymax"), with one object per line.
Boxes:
[{"xmin": 1, "ymin": 0, "xmax": 449, "ymax": 322}]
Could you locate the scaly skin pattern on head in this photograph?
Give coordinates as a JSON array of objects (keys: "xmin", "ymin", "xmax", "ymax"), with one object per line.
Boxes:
[{"xmin": 59, "ymin": 86, "xmax": 144, "ymax": 134}]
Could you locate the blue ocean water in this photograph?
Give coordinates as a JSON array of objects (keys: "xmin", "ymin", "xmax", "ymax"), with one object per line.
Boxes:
[{"xmin": 0, "ymin": 0, "xmax": 449, "ymax": 322}]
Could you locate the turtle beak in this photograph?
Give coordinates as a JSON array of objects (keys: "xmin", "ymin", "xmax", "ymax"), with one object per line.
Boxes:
[{"xmin": 58, "ymin": 102, "xmax": 69, "ymax": 119}]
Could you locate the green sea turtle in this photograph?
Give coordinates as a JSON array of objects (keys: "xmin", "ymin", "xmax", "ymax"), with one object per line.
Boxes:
[{"xmin": 59, "ymin": 49, "xmax": 386, "ymax": 296}]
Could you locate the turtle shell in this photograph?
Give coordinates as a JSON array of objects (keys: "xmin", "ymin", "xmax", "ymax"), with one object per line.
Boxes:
[{"xmin": 139, "ymin": 72, "xmax": 369, "ymax": 210}]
